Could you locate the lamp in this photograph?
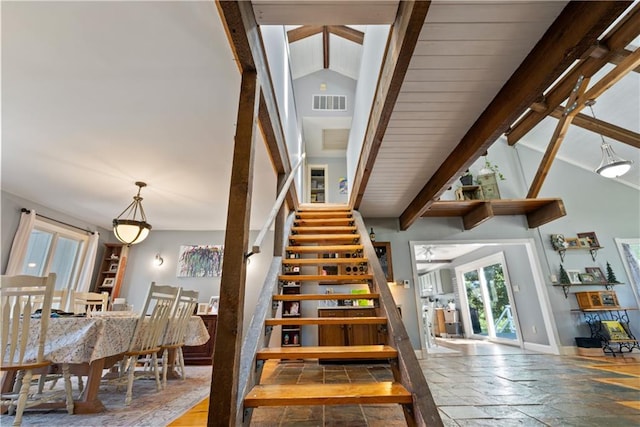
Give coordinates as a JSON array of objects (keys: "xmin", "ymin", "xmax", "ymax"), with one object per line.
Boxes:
[
  {"xmin": 153, "ymin": 253, "xmax": 164, "ymax": 266},
  {"xmin": 586, "ymin": 100, "xmax": 633, "ymax": 178},
  {"xmin": 426, "ymin": 247, "xmax": 433, "ymax": 263},
  {"xmin": 113, "ymin": 181, "xmax": 152, "ymax": 245}
]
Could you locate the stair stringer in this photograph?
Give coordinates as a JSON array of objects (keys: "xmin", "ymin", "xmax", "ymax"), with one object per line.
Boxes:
[{"xmin": 352, "ymin": 210, "xmax": 443, "ymax": 426}]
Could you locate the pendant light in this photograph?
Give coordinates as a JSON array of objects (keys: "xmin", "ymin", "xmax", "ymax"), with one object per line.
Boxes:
[
  {"xmin": 113, "ymin": 181, "xmax": 152, "ymax": 245},
  {"xmin": 586, "ymin": 100, "xmax": 633, "ymax": 178}
]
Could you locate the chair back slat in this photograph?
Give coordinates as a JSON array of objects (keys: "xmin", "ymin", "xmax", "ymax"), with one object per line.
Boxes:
[
  {"xmin": 73, "ymin": 291, "xmax": 109, "ymax": 314},
  {"xmin": 0, "ymin": 274, "xmax": 56, "ymax": 366},
  {"xmin": 128, "ymin": 283, "xmax": 180, "ymax": 353},
  {"xmin": 164, "ymin": 289, "xmax": 199, "ymax": 347}
]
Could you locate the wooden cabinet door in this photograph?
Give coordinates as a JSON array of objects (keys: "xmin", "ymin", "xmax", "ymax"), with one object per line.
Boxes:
[
  {"xmin": 346, "ymin": 308, "xmax": 380, "ymax": 345},
  {"xmin": 318, "ymin": 309, "xmax": 346, "ymax": 346},
  {"xmin": 183, "ymin": 315, "xmax": 217, "ymax": 365}
]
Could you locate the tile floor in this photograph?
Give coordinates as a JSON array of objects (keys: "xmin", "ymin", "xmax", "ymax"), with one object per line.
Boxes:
[{"xmin": 249, "ymin": 339, "xmax": 640, "ymax": 426}]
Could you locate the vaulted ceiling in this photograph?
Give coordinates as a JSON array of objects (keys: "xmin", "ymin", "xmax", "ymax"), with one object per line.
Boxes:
[{"xmin": 2, "ymin": 1, "xmax": 638, "ymax": 233}]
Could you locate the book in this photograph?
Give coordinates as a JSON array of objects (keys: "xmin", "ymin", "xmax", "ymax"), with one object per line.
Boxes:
[{"xmin": 600, "ymin": 320, "xmax": 631, "ymax": 341}]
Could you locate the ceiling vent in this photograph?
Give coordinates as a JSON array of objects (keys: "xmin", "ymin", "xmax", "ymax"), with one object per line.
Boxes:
[{"xmin": 313, "ymin": 95, "xmax": 347, "ymax": 111}]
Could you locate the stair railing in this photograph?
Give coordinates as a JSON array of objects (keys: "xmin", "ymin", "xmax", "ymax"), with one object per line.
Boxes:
[
  {"xmin": 352, "ymin": 211, "xmax": 443, "ymax": 427},
  {"xmin": 248, "ymin": 153, "xmax": 305, "ymax": 257},
  {"xmin": 235, "ymin": 212, "xmax": 295, "ymax": 425}
]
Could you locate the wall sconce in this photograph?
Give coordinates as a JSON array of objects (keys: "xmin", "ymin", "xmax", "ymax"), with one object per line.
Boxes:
[
  {"xmin": 153, "ymin": 253, "xmax": 164, "ymax": 267},
  {"xmin": 586, "ymin": 100, "xmax": 633, "ymax": 178}
]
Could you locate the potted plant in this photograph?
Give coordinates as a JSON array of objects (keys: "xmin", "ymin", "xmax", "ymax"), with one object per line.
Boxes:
[
  {"xmin": 479, "ymin": 159, "xmax": 505, "ymax": 181},
  {"xmin": 459, "ymin": 170, "xmax": 473, "ymax": 186}
]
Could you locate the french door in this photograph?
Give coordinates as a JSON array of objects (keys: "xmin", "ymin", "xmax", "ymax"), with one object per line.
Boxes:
[{"xmin": 456, "ymin": 252, "xmax": 520, "ymax": 344}]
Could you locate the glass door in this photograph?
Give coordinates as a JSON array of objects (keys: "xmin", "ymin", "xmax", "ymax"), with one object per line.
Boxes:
[{"xmin": 458, "ymin": 253, "xmax": 519, "ymax": 343}]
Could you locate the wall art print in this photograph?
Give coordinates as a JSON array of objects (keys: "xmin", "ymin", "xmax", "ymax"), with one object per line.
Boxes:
[{"xmin": 176, "ymin": 245, "xmax": 224, "ymax": 277}]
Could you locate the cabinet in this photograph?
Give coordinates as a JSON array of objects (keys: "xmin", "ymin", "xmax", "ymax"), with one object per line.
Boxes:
[
  {"xmin": 281, "ymin": 258, "xmax": 302, "ymax": 347},
  {"xmin": 419, "ymin": 269, "xmax": 453, "ymax": 296},
  {"xmin": 318, "ymin": 308, "xmax": 386, "ymax": 347},
  {"xmin": 93, "ymin": 243, "xmax": 129, "ymax": 300},
  {"xmin": 183, "ymin": 314, "xmax": 217, "ymax": 365},
  {"xmin": 309, "ymin": 166, "xmax": 327, "ymax": 203}
]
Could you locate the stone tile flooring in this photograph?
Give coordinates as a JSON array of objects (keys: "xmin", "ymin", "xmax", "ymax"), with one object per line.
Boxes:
[{"xmin": 250, "ymin": 340, "xmax": 640, "ymax": 426}]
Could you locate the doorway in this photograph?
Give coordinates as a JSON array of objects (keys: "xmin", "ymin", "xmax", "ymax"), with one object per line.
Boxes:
[
  {"xmin": 456, "ymin": 253, "xmax": 519, "ymax": 344},
  {"xmin": 307, "ymin": 164, "xmax": 328, "ymax": 203}
]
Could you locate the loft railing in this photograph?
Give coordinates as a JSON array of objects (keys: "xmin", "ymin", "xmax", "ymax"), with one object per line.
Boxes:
[
  {"xmin": 352, "ymin": 211, "xmax": 443, "ymax": 426},
  {"xmin": 248, "ymin": 153, "xmax": 305, "ymax": 257}
]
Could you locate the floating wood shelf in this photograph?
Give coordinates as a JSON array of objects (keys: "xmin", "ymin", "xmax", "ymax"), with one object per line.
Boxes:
[{"xmin": 421, "ymin": 198, "xmax": 566, "ymax": 230}]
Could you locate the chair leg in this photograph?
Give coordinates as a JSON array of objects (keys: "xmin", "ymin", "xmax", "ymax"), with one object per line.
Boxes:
[
  {"xmin": 62, "ymin": 364, "xmax": 74, "ymax": 415},
  {"xmin": 125, "ymin": 356, "xmax": 135, "ymax": 406},
  {"xmin": 13, "ymin": 369, "xmax": 33, "ymax": 427},
  {"xmin": 178, "ymin": 347, "xmax": 185, "ymax": 380},
  {"xmin": 152, "ymin": 353, "xmax": 161, "ymax": 392},
  {"xmin": 162, "ymin": 349, "xmax": 168, "ymax": 390}
]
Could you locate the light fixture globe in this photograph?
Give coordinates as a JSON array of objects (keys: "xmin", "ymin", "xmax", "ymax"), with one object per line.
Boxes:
[
  {"xmin": 595, "ymin": 143, "xmax": 633, "ymax": 178},
  {"xmin": 113, "ymin": 181, "xmax": 152, "ymax": 245}
]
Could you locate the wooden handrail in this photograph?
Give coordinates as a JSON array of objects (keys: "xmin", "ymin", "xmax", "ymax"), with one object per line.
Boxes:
[
  {"xmin": 235, "ymin": 212, "xmax": 295, "ymax": 424},
  {"xmin": 352, "ymin": 211, "xmax": 443, "ymax": 426}
]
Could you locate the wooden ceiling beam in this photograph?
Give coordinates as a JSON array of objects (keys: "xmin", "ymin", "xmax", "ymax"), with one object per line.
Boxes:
[
  {"xmin": 526, "ymin": 199, "xmax": 566, "ymax": 229},
  {"xmin": 323, "ymin": 26, "xmax": 329, "ymax": 69},
  {"xmin": 610, "ymin": 48, "xmax": 640, "ymax": 73},
  {"xmin": 217, "ymin": 0, "xmax": 299, "ymax": 211},
  {"xmin": 462, "ymin": 202, "xmax": 493, "ymax": 230},
  {"xmin": 527, "ymin": 76, "xmax": 590, "ymax": 199},
  {"xmin": 399, "ymin": 1, "xmax": 629, "ymax": 230},
  {"xmin": 507, "ymin": 3, "xmax": 639, "ymax": 146},
  {"xmin": 351, "ymin": 1, "xmax": 432, "ymax": 209},
  {"xmin": 328, "ymin": 25, "xmax": 365, "ymax": 45},
  {"xmin": 549, "ymin": 107, "xmax": 640, "ymax": 149},
  {"xmin": 287, "ymin": 25, "xmax": 323, "ymax": 43},
  {"xmin": 582, "ymin": 46, "xmax": 640, "ymax": 101}
]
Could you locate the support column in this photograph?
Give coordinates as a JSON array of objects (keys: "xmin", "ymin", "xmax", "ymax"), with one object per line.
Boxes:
[
  {"xmin": 208, "ymin": 70, "xmax": 260, "ymax": 426},
  {"xmin": 273, "ymin": 173, "xmax": 286, "ymax": 257}
]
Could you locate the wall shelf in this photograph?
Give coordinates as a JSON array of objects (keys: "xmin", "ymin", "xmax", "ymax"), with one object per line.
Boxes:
[
  {"xmin": 553, "ymin": 282, "xmax": 622, "ymax": 298},
  {"xmin": 555, "ymin": 246, "xmax": 602, "ymax": 262}
]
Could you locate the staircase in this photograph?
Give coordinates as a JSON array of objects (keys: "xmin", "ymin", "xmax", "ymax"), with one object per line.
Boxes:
[{"xmin": 242, "ymin": 205, "xmax": 440, "ymax": 425}]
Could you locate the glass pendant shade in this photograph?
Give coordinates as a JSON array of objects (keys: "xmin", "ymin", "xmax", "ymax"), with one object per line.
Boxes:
[
  {"xmin": 595, "ymin": 142, "xmax": 633, "ymax": 178},
  {"xmin": 113, "ymin": 182, "xmax": 152, "ymax": 245}
]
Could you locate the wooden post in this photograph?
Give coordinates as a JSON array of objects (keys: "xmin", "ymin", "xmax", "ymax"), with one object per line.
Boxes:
[{"xmin": 208, "ymin": 70, "xmax": 260, "ymax": 426}]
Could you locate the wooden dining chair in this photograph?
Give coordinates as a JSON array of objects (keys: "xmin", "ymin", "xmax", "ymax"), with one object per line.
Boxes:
[
  {"xmin": 160, "ymin": 288, "xmax": 199, "ymax": 388},
  {"xmin": 0, "ymin": 274, "xmax": 74, "ymax": 426},
  {"xmin": 72, "ymin": 291, "xmax": 109, "ymax": 314},
  {"xmin": 120, "ymin": 283, "xmax": 179, "ymax": 405}
]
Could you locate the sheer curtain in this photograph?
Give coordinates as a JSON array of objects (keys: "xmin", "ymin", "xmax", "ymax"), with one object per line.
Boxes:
[
  {"xmin": 76, "ymin": 232, "xmax": 100, "ymax": 292},
  {"xmin": 4, "ymin": 209, "xmax": 36, "ymax": 275}
]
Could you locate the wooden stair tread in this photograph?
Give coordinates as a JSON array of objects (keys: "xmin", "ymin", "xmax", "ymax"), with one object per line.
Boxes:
[
  {"xmin": 273, "ymin": 293, "xmax": 379, "ymax": 301},
  {"xmin": 297, "ymin": 205, "xmax": 351, "ymax": 212},
  {"xmin": 295, "ymin": 218, "xmax": 354, "ymax": 226},
  {"xmin": 292, "ymin": 226, "xmax": 357, "ymax": 234},
  {"xmin": 282, "ymin": 257, "xmax": 367, "ymax": 265},
  {"xmin": 257, "ymin": 345, "xmax": 397, "ymax": 360},
  {"xmin": 296, "ymin": 212, "xmax": 352, "ymax": 219},
  {"xmin": 244, "ymin": 382, "xmax": 412, "ymax": 407},
  {"xmin": 266, "ymin": 317, "xmax": 386, "ymax": 326},
  {"xmin": 286, "ymin": 245, "xmax": 363, "ymax": 253},
  {"xmin": 289, "ymin": 234, "xmax": 360, "ymax": 242},
  {"xmin": 279, "ymin": 274, "xmax": 372, "ymax": 282}
]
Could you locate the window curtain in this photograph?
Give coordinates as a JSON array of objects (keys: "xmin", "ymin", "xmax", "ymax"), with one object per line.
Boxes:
[
  {"xmin": 75, "ymin": 232, "xmax": 100, "ymax": 293},
  {"xmin": 4, "ymin": 209, "xmax": 36, "ymax": 275}
]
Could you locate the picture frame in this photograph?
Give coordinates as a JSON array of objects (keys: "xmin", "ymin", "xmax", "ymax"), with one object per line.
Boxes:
[
  {"xmin": 579, "ymin": 273, "xmax": 597, "ymax": 284},
  {"xmin": 564, "ymin": 237, "xmax": 581, "ymax": 248},
  {"xmin": 101, "ymin": 277, "xmax": 115, "ymax": 287},
  {"xmin": 577, "ymin": 232, "xmax": 600, "ymax": 248},
  {"xmin": 578, "ymin": 237, "xmax": 591, "ymax": 248},
  {"xmin": 566, "ymin": 269, "xmax": 582, "ymax": 284},
  {"xmin": 550, "ymin": 234, "xmax": 566, "ymax": 250},
  {"xmin": 196, "ymin": 303, "xmax": 209, "ymax": 315},
  {"xmin": 208, "ymin": 296, "xmax": 219, "ymax": 315},
  {"xmin": 108, "ymin": 263, "xmax": 119, "ymax": 272},
  {"xmin": 585, "ymin": 267, "xmax": 607, "ymax": 283}
]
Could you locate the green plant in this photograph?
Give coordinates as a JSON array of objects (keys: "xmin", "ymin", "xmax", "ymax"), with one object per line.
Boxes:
[{"xmin": 480, "ymin": 159, "xmax": 505, "ymax": 180}]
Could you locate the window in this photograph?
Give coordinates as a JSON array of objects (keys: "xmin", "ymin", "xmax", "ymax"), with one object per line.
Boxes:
[{"xmin": 20, "ymin": 219, "xmax": 90, "ymax": 298}]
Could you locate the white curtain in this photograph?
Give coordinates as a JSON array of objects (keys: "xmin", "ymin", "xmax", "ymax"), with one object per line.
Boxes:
[
  {"xmin": 4, "ymin": 209, "xmax": 37, "ymax": 275},
  {"xmin": 75, "ymin": 232, "xmax": 100, "ymax": 293}
]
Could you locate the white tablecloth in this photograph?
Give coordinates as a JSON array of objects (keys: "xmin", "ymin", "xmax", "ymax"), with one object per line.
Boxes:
[{"xmin": 22, "ymin": 315, "xmax": 210, "ymax": 364}]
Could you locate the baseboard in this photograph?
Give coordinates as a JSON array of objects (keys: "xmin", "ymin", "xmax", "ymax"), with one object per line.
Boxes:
[{"xmin": 523, "ymin": 341, "xmax": 558, "ymax": 355}]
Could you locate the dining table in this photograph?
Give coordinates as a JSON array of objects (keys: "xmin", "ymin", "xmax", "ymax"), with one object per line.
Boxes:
[{"xmin": 0, "ymin": 312, "xmax": 210, "ymax": 414}]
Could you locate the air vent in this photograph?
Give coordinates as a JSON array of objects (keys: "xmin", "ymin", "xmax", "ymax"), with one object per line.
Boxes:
[{"xmin": 313, "ymin": 95, "xmax": 347, "ymax": 111}]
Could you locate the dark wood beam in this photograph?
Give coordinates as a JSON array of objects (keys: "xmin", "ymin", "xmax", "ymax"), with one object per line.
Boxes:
[
  {"xmin": 399, "ymin": 1, "xmax": 630, "ymax": 230},
  {"xmin": 287, "ymin": 25, "xmax": 323, "ymax": 43},
  {"xmin": 328, "ymin": 25, "xmax": 365, "ymax": 45},
  {"xmin": 217, "ymin": 0, "xmax": 299, "ymax": 212},
  {"xmin": 351, "ymin": 1, "xmax": 431, "ymax": 209},
  {"xmin": 209, "ymin": 70, "xmax": 259, "ymax": 427},
  {"xmin": 527, "ymin": 77, "xmax": 590, "ymax": 199},
  {"xmin": 462, "ymin": 202, "xmax": 493, "ymax": 230},
  {"xmin": 550, "ymin": 107, "xmax": 640, "ymax": 149},
  {"xmin": 323, "ymin": 26, "xmax": 329, "ymax": 69},
  {"xmin": 507, "ymin": 2, "xmax": 639, "ymax": 146},
  {"xmin": 582, "ymin": 46, "xmax": 640, "ymax": 101},
  {"xmin": 526, "ymin": 199, "xmax": 566, "ymax": 228}
]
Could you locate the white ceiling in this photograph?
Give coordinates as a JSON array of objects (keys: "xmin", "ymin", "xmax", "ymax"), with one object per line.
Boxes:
[{"xmin": 2, "ymin": 1, "xmax": 277, "ymax": 231}]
